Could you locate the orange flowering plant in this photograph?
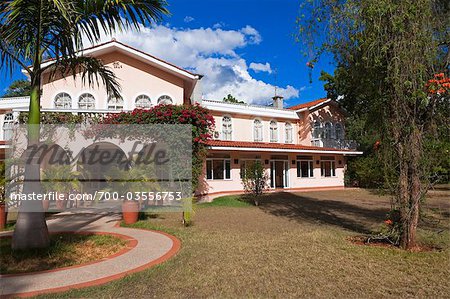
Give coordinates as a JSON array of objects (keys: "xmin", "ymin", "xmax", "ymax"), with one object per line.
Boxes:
[
  {"xmin": 367, "ymin": 209, "xmax": 402, "ymax": 245},
  {"xmin": 426, "ymin": 73, "xmax": 450, "ymax": 94}
]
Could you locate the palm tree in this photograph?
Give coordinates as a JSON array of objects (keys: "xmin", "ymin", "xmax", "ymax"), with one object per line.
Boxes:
[{"xmin": 0, "ymin": 0, "xmax": 168, "ymax": 249}]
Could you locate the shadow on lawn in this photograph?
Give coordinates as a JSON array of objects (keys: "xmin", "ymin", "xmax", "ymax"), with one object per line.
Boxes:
[{"xmin": 258, "ymin": 192, "xmax": 389, "ymax": 234}]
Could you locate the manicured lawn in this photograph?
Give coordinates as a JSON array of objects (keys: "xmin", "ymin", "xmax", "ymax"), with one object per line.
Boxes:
[
  {"xmin": 37, "ymin": 188, "xmax": 449, "ymax": 298},
  {"xmin": 197, "ymin": 194, "xmax": 252, "ymax": 208},
  {"xmin": 0, "ymin": 233, "xmax": 127, "ymax": 274}
]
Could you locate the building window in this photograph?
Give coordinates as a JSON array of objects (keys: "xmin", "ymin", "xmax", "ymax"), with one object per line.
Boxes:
[
  {"xmin": 107, "ymin": 96, "xmax": 124, "ymax": 110},
  {"xmin": 206, "ymin": 159, "xmax": 231, "ymax": 180},
  {"xmin": 324, "ymin": 122, "xmax": 332, "ymax": 139},
  {"xmin": 78, "ymin": 93, "xmax": 95, "ymax": 109},
  {"xmin": 320, "ymin": 156, "xmax": 336, "ymax": 177},
  {"xmin": 254, "ymin": 119, "xmax": 263, "ymax": 142},
  {"xmin": 335, "ymin": 123, "xmax": 343, "ymax": 140},
  {"xmin": 285, "ymin": 122, "xmax": 293, "ymax": 143},
  {"xmin": 270, "ymin": 120, "xmax": 278, "ymax": 142},
  {"xmin": 3, "ymin": 113, "xmax": 14, "ymax": 140},
  {"xmin": 297, "ymin": 156, "xmax": 314, "ymax": 178},
  {"xmin": 54, "ymin": 92, "xmax": 72, "ymax": 109},
  {"xmin": 312, "ymin": 121, "xmax": 321, "ymax": 139},
  {"xmin": 157, "ymin": 95, "xmax": 173, "ymax": 105},
  {"xmin": 135, "ymin": 95, "xmax": 151, "ymax": 109},
  {"xmin": 222, "ymin": 116, "xmax": 232, "ymax": 141}
]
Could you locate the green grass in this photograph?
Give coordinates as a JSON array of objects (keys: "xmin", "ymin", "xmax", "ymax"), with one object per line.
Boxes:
[
  {"xmin": 197, "ymin": 195, "xmax": 252, "ymax": 207},
  {"xmin": 0, "ymin": 233, "xmax": 126, "ymax": 274},
  {"xmin": 34, "ymin": 189, "xmax": 449, "ymax": 298}
]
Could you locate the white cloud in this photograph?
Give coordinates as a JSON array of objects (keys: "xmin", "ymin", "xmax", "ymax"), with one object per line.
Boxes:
[
  {"xmin": 212, "ymin": 22, "xmax": 225, "ymax": 29},
  {"xmin": 86, "ymin": 24, "xmax": 299, "ymax": 104},
  {"xmin": 249, "ymin": 62, "xmax": 272, "ymax": 74},
  {"xmin": 183, "ymin": 16, "xmax": 194, "ymax": 23}
]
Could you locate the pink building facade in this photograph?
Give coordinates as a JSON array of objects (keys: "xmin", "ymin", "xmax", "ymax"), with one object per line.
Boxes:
[{"xmin": 0, "ymin": 40, "xmax": 362, "ymax": 199}]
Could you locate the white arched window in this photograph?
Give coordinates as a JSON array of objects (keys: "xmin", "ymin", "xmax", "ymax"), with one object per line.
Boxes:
[
  {"xmin": 78, "ymin": 93, "xmax": 95, "ymax": 109},
  {"xmin": 3, "ymin": 113, "xmax": 14, "ymax": 140},
  {"xmin": 285, "ymin": 122, "xmax": 293, "ymax": 143},
  {"xmin": 157, "ymin": 95, "xmax": 173, "ymax": 105},
  {"xmin": 335, "ymin": 123, "xmax": 343, "ymax": 140},
  {"xmin": 312, "ymin": 121, "xmax": 321, "ymax": 139},
  {"xmin": 222, "ymin": 116, "xmax": 232, "ymax": 141},
  {"xmin": 324, "ymin": 122, "xmax": 332, "ymax": 139},
  {"xmin": 254, "ymin": 119, "xmax": 263, "ymax": 142},
  {"xmin": 269, "ymin": 120, "xmax": 278, "ymax": 142},
  {"xmin": 107, "ymin": 96, "xmax": 124, "ymax": 110},
  {"xmin": 135, "ymin": 95, "xmax": 151, "ymax": 109},
  {"xmin": 54, "ymin": 92, "xmax": 72, "ymax": 109}
]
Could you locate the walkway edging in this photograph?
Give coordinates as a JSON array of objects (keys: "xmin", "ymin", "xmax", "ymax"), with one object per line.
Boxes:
[{"xmin": 0, "ymin": 226, "xmax": 181, "ymax": 298}]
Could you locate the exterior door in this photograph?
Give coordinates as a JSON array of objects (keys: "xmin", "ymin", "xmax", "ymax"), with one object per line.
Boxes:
[
  {"xmin": 270, "ymin": 160, "xmax": 289, "ymax": 188},
  {"xmin": 283, "ymin": 160, "xmax": 290, "ymax": 188}
]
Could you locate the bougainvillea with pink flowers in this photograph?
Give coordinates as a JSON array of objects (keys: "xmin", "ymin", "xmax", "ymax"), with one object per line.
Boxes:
[{"xmin": 99, "ymin": 103, "xmax": 215, "ymax": 192}]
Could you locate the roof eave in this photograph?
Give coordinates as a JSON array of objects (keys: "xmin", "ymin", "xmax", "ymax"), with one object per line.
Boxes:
[
  {"xmin": 29, "ymin": 41, "xmax": 201, "ymax": 82},
  {"xmin": 208, "ymin": 145, "xmax": 363, "ymax": 155}
]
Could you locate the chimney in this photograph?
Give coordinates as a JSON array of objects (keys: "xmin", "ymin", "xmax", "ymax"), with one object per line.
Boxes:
[{"xmin": 272, "ymin": 95, "xmax": 284, "ymax": 109}]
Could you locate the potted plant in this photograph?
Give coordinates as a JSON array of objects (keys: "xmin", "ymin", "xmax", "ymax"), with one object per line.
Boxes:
[
  {"xmin": 106, "ymin": 161, "xmax": 160, "ymax": 225},
  {"xmin": 42, "ymin": 165, "xmax": 80, "ymax": 211}
]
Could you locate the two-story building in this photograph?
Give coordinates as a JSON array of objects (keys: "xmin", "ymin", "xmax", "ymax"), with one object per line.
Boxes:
[{"xmin": 0, "ymin": 40, "xmax": 362, "ymax": 199}]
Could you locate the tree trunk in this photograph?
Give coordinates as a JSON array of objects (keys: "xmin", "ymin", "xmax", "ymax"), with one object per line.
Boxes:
[
  {"xmin": 399, "ymin": 128, "xmax": 422, "ymax": 250},
  {"xmin": 11, "ymin": 78, "xmax": 50, "ymax": 250},
  {"xmin": 397, "ymin": 142, "xmax": 410, "ymax": 248}
]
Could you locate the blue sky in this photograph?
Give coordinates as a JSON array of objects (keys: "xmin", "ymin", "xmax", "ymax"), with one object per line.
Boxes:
[{"xmin": 1, "ymin": 0, "xmax": 335, "ymax": 107}]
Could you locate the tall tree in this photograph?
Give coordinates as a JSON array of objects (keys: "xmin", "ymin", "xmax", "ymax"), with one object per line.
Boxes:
[
  {"xmin": 2, "ymin": 79, "xmax": 31, "ymax": 97},
  {"xmin": 0, "ymin": 0, "xmax": 168, "ymax": 249},
  {"xmin": 299, "ymin": 0, "xmax": 449, "ymax": 249},
  {"xmin": 223, "ymin": 94, "xmax": 245, "ymax": 104}
]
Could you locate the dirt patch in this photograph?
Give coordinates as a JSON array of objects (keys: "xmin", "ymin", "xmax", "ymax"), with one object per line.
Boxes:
[{"xmin": 347, "ymin": 236, "xmax": 440, "ymax": 252}]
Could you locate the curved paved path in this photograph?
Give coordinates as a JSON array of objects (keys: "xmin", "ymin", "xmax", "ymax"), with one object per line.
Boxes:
[{"xmin": 0, "ymin": 210, "xmax": 180, "ymax": 297}]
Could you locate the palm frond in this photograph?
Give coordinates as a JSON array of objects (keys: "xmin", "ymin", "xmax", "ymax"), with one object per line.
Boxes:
[
  {"xmin": 76, "ymin": 0, "xmax": 169, "ymax": 45},
  {"xmin": 48, "ymin": 56, "xmax": 121, "ymax": 98},
  {"xmin": 1, "ymin": 0, "xmax": 168, "ymax": 97}
]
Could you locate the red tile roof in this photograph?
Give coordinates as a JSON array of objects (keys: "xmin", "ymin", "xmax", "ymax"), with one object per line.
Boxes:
[
  {"xmin": 287, "ymin": 98, "xmax": 329, "ymax": 111},
  {"xmin": 205, "ymin": 140, "xmax": 356, "ymax": 152}
]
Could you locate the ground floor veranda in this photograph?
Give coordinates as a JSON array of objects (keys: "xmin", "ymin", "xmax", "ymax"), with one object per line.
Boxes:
[{"xmin": 198, "ymin": 146, "xmax": 360, "ymax": 200}]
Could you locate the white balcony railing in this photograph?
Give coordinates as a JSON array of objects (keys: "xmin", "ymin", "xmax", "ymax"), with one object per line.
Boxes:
[{"xmin": 311, "ymin": 138, "xmax": 358, "ymax": 150}]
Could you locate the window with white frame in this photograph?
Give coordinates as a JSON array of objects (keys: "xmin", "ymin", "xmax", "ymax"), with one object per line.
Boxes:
[
  {"xmin": 78, "ymin": 93, "xmax": 95, "ymax": 109},
  {"xmin": 54, "ymin": 92, "xmax": 72, "ymax": 109},
  {"xmin": 269, "ymin": 120, "xmax": 278, "ymax": 142},
  {"xmin": 107, "ymin": 96, "xmax": 124, "ymax": 110},
  {"xmin": 222, "ymin": 116, "xmax": 232, "ymax": 140},
  {"xmin": 296, "ymin": 155, "xmax": 314, "ymax": 178},
  {"xmin": 285, "ymin": 122, "xmax": 293, "ymax": 143},
  {"xmin": 206, "ymin": 159, "xmax": 231, "ymax": 180},
  {"xmin": 3, "ymin": 113, "xmax": 14, "ymax": 140},
  {"xmin": 324, "ymin": 122, "xmax": 332, "ymax": 139},
  {"xmin": 320, "ymin": 156, "xmax": 336, "ymax": 177},
  {"xmin": 135, "ymin": 95, "xmax": 152, "ymax": 109},
  {"xmin": 254, "ymin": 119, "xmax": 263, "ymax": 142},
  {"xmin": 312, "ymin": 121, "xmax": 321, "ymax": 138},
  {"xmin": 335, "ymin": 123, "xmax": 343, "ymax": 140},
  {"xmin": 157, "ymin": 95, "xmax": 173, "ymax": 105}
]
